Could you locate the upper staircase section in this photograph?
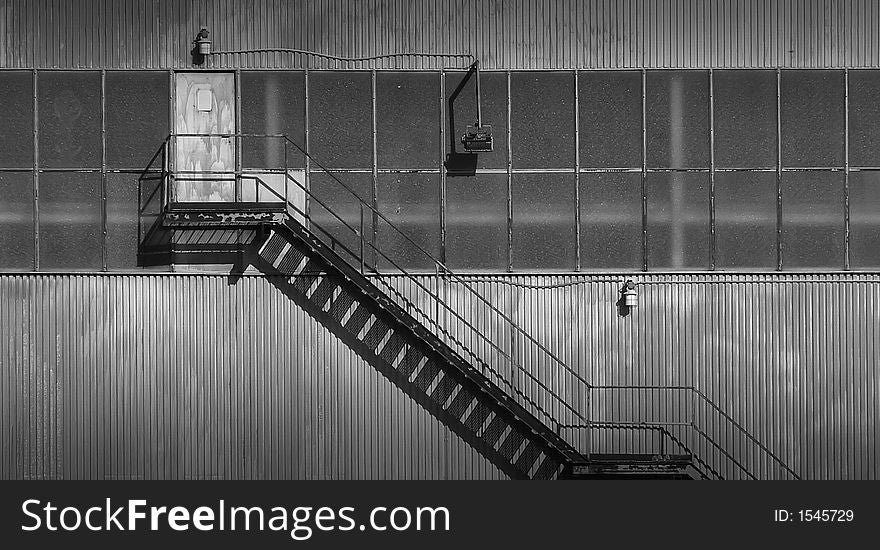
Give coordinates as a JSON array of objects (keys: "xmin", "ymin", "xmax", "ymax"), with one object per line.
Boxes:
[{"xmin": 155, "ymin": 133, "xmax": 800, "ymax": 481}]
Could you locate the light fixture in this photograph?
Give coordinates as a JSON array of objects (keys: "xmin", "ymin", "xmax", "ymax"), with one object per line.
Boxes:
[
  {"xmin": 194, "ymin": 28, "xmax": 211, "ymax": 56},
  {"xmin": 460, "ymin": 60, "xmax": 493, "ymax": 152},
  {"xmin": 621, "ymin": 280, "xmax": 638, "ymax": 308}
]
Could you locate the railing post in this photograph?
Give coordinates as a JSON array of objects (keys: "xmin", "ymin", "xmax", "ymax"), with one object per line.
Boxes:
[
  {"xmin": 161, "ymin": 138, "xmax": 167, "ymax": 209},
  {"xmin": 586, "ymin": 387, "xmax": 591, "ymax": 459},
  {"xmin": 167, "ymin": 135, "xmax": 174, "ymax": 205},
  {"xmin": 236, "ymin": 132, "xmax": 242, "ymax": 203},
  {"xmin": 359, "ymin": 204, "xmax": 365, "ymax": 275}
]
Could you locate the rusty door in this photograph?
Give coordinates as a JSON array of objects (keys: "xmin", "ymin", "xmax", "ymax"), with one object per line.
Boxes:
[{"xmin": 173, "ymin": 72, "xmax": 236, "ymax": 202}]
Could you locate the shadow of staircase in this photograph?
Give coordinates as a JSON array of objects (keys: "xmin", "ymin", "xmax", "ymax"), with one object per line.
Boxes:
[{"xmin": 244, "ymin": 220, "xmax": 584, "ymax": 479}]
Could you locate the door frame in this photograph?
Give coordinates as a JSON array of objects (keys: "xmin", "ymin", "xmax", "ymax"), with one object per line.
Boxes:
[{"xmin": 170, "ymin": 69, "xmax": 240, "ymax": 201}]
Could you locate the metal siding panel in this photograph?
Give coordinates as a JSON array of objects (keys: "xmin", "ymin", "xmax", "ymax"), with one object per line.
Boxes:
[
  {"xmin": 2, "ymin": 0, "xmax": 879, "ymax": 69},
  {"xmin": 0, "ymin": 274, "xmax": 506, "ymax": 480},
  {"xmin": 0, "ymin": 274, "xmax": 880, "ymax": 479}
]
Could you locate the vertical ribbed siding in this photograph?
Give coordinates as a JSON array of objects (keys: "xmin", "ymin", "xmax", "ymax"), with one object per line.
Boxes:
[
  {"xmin": 1, "ymin": 0, "xmax": 879, "ymax": 69},
  {"xmin": 428, "ymin": 273, "xmax": 878, "ymax": 479},
  {"xmin": 0, "ymin": 274, "xmax": 506, "ymax": 480},
  {"xmin": 1, "ymin": 273, "xmax": 877, "ymax": 479}
]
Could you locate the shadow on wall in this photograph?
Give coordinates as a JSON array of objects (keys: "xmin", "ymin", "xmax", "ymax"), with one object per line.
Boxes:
[
  {"xmin": 136, "ymin": 140, "xmax": 254, "ymax": 269},
  {"xmin": 238, "ymin": 227, "xmax": 563, "ymax": 479},
  {"xmin": 444, "ymin": 64, "xmax": 478, "ymax": 175}
]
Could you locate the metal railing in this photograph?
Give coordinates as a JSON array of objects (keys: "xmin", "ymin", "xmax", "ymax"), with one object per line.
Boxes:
[
  {"xmin": 160, "ymin": 134, "xmax": 290, "ymax": 208},
  {"xmin": 159, "ymin": 133, "xmax": 800, "ymax": 479}
]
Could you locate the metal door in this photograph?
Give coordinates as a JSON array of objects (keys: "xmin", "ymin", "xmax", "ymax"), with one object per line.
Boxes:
[{"xmin": 173, "ymin": 72, "xmax": 236, "ymax": 202}]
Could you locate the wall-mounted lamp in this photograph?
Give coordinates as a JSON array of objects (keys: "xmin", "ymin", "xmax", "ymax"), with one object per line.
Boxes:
[
  {"xmin": 194, "ymin": 28, "xmax": 211, "ymax": 55},
  {"xmin": 460, "ymin": 60, "xmax": 493, "ymax": 152},
  {"xmin": 621, "ymin": 280, "xmax": 638, "ymax": 308}
]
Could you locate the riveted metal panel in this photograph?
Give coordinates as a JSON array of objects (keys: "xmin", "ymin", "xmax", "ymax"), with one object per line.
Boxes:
[
  {"xmin": 1, "ymin": 1, "xmax": 879, "ymax": 70},
  {"xmin": 1, "ymin": 272, "xmax": 876, "ymax": 479}
]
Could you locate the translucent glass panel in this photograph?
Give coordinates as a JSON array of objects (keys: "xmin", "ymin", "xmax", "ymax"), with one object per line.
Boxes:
[
  {"xmin": 240, "ymin": 71, "xmax": 305, "ymax": 169},
  {"xmin": 308, "ymin": 72, "xmax": 372, "ymax": 168},
  {"xmin": 579, "ymin": 173, "xmax": 642, "ymax": 269},
  {"xmin": 38, "ymin": 71, "xmax": 102, "ymax": 169},
  {"xmin": 714, "ymin": 172, "xmax": 777, "ymax": 269},
  {"xmin": 511, "ymin": 173, "xmax": 576, "ymax": 270},
  {"xmin": 510, "ymin": 72, "xmax": 575, "ymax": 168},
  {"xmin": 848, "ymin": 71, "xmax": 880, "ymax": 167},
  {"xmin": 105, "ymin": 172, "xmax": 139, "ymax": 269},
  {"xmin": 578, "ymin": 71, "xmax": 642, "ymax": 168},
  {"xmin": 445, "ymin": 174, "xmax": 508, "ymax": 270},
  {"xmin": 307, "ymin": 172, "xmax": 372, "ymax": 262},
  {"xmin": 646, "ymin": 71, "xmax": 710, "ymax": 168},
  {"xmin": 240, "ymin": 171, "xmax": 301, "ymax": 205},
  {"xmin": 445, "ymin": 71, "xmax": 508, "ymax": 170},
  {"xmin": 845, "ymin": 172, "xmax": 880, "ymax": 268},
  {"xmin": 646, "ymin": 172, "xmax": 710, "ymax": 269},
  {"xmin": 713, "ymin": 70, "xmax": 777, "ymax": 168},
  {"xmin": 781, "ymin": 172, "xmax": 844, "ymax": 268},
  {"xmin": 0, "ymin": 71, "xmax": 34, "ymax": 167},
  {"xmin": 172, "ymin": 172, "xmax": 234, "ymax": 202},
  {"xmin": 781, "ymin": 71, "xmax": 845, "ymax": 167},
  {"xmin": 0, "ymin": 172, "xmax": 34, "ymax": 268},
  {"xmin": 377, "ymin": 72, "xmax": 439, "ymax": 169},
  {"xmin": 38, "ymin": 172, "xmax": 102, "ymax": 269},
  {"xmin": 377, "ymin": 173, "xmax": 440, "ymax": 271},
  {"xmin": 105, "ymin": 71, "xmax": 169, "ymax": 169}
]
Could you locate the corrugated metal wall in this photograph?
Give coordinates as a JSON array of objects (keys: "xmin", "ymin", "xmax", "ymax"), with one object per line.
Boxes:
[
  {"xmin": 0, "ymin": 274, "xmax": 505, "ymax": 480},
  {"xmin": 1, "ymin": 273, "xmax": 877, "ymax": 479},
  {"xmin": 1, "ymin": 0, "xmax": 879, "ymax": 69}
]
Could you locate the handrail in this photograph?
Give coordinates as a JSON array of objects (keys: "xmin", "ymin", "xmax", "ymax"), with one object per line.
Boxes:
[
  {"xmin": 281, "ymin": 173, "xmax": 588, "ymax": 428},
  {"xmin": 162, "ymin": 134, "xmax": 588, "ymax": 433},
  {"xmin": 275, "ymin": 134, "xmax": 799, "ymax": 479},
  {"xmin": 570, "ymin": 422, "xmax": 721, "ymax": 480},
  {"xmin": 590, "ymin": 386, "xmax": 799, "ymax": 479},
  {"xmin": 280, "ymin": 136, "xmax": 593, "ymax": 384},
  {"xmin": 160, "ymin": 133, "xmax": 801, "ymax": 479}
]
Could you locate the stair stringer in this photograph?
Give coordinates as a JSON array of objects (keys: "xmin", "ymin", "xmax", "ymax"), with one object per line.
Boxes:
[{"xmin": 249, "ymin": 221, "xmax": 587, "ymax": 480}]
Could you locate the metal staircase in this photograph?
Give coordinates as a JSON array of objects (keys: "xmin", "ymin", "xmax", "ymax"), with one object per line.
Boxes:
[
  {"xmin": 252, "ymin": 216, "xmax": 582, "ymax": 479},
  {"xmin": 154, "ymin": 133, "xmax": 800, "ymax": 481}
]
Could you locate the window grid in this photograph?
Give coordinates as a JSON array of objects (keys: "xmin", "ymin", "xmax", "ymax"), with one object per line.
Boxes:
[{"xmin": 0, "ymin": 68, "xmax": 875, "ymax": 271}]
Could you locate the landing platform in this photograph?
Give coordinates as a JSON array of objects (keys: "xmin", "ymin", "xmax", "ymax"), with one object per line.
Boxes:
[
  {"xmin": 566, "ymin": 453, "xmax": 696, "ymax": 479},
  {"xmin": 162, "ymin": 202, "xmax": 287, "ymax": 227}
]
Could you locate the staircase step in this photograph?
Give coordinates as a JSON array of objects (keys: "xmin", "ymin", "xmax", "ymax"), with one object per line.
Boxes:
[
  {"xmin": 276, "ymin": 246, "xmax": 307, "ymax": 273},
  {"xmin": 481, "ymin": 415, "xmax": 508, "ymax": 448},
  {"xmin": 378, "ymin": 332, "xmax": 407, "ymax": 364},
  {"xmin": 327, "ymin": 288, "xmax": 357, "ymax": 321},
  {"xmin": 259, "ymin": 231, "xmax": 288, "ymax": 264},
  {"xmin": 343, "ymin": 304, "xmax": 372, "ymax": 335},
  {"xmin": 429, "ymin": 375, "xmax": 459, "ymax": 406},
  {"xmin": 515, "ymin": 441, "xmax": 543, "ymax": 474},
  {"xmin": 361, "ymin": 317, "xmax": 391, "ymax": 350},
  {"xmin": 446, "ymin": 387, "xmax": 475, "ymax": 420},
  {"xmin": 253, "ymin": 218, "xmax": 585, "ymax": 479},
  {"xmin": 308, "ymin": 277, "xmax": 338, "ymax": 308},
  {"xmin": 498, "ymin": 430, "xmax": 526, "ymax": 461},
  {"xmin": 291, "ymin": 274, "xmax": 320, "ymax": 296},
  {"xmin": 412, "ymin": 359, "xmax": 441, "ymax": 392},
  {"xmin": 533, "ymin": 455, "xmax": 562, "ymax": 480},
  {"xmin": 395, "ymin": 347, "xmax": 425, "ymax": 379}
]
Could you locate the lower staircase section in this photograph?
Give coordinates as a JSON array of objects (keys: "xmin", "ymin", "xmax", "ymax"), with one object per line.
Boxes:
[
  {"xmin": 254, "ymin": 220, "xmax": 586, "ymax": 480},
  {"xmin": 568, "ymin": 454, "xmax": 697, "ymax": 480}
]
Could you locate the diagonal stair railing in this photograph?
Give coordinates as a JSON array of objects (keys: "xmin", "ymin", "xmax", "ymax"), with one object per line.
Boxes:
[{"xmin": 159, "ymin": 133, "xmax": 800, "ymax": 480}]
